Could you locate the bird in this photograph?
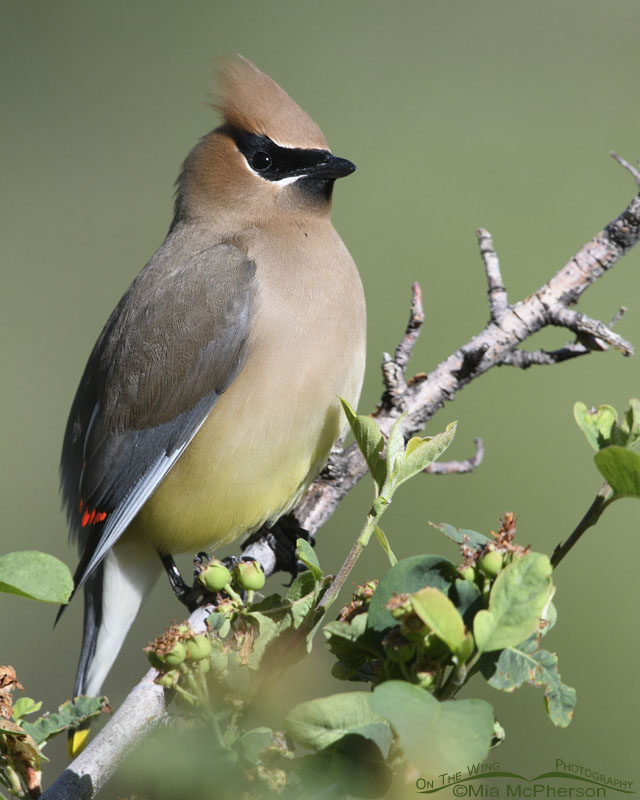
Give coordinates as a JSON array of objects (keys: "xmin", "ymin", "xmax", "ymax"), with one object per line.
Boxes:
[{"xmin": 59, "ymin": 56, "xmax": 366, "ymax": 756}]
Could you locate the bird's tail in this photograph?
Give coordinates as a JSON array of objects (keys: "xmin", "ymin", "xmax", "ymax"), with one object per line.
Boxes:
[{"xmin": 68, "ymin": 538, "xmax": 161, "ymax": 758}]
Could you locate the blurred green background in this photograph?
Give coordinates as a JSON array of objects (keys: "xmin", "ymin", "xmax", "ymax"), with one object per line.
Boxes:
[{"xmin": 2, "ymin": 0, "xmax": 639, "ymax": 795}]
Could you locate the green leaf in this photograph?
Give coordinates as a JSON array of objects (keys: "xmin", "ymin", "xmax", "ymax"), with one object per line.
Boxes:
[
  {"xmin": 340, "ymin": 398, "xmax": 386, "ymax": 490},
  {"xmin": 367, "ymin": 555, "xmax": 459, "ymax": 634},
  {"xmin": 0, "ymin": 551, "xmax": 73, "ymax": 603},
  {"xmin": 394, "ymin": 422, "xmax": 457, "ymax": 488},
  {"xmin": 295, "ymin": 538, "xmax": 323, "ymax": 582},
  {"xmin": 486, "ymin": 638, "xmax": 576, "ymax": 727},
  {"xmin": 573, "ymin": 402, "xmax": 617, "ymax": 451},
  {"xmin": 618, "ymin": 398, "xmax": 640, "ymax": 448},
  {"xmin": 324, "ymin": 612, "xmax": 369, "ymax": 647},
  {"xmin": 430, "ymin": 521, "xmax": 491, "ymax": 551},
  {"xmin": 451, "ymin": 578, "xmax": 483, "ymax": 628},
  {"xmin": 411, "ymin": 586, "xmax": 465, "ymax": 653},
  {"xmin": 292, "ymin": 740, "xmax": 393, "ymax": 798},
  {"xmin": 286, "ymin": 692, "xmax": 392, "ymax": 758},
  {"xmin": 246, "ymin": 582, "xmax": 320, "ymax": 671},
  {"xmin": 373, "ymin": 525, "xmax": 397, "ymax": 565},
  {"xmin": 12, "ymin": 697, "xmax": 42, "ymax": 721},
  {"xmin": 324, "ymin": 614, "xmax": 379, "ymax": 682},
  {"xmin": 324, "ymin": 614, "xmax": 380, "ymax": 682},
  {"xmin": 371, "ymin": 681, "xmax": 494, "ymax": 775},
  {"xmin": 285, "ymin": 569, "xmax": 317, "ymax": 602},
  {"xmin": 594, "ymin": 446, "xmax": 640, "ymax": 498},
  {"xmin": 474, "ymin": 553, "xmax": 553, "ymax": 653},
  {"xmin": 21, "ymin": 696, "xmax": 106, "ymax": 746},
  {"xmin": 236, "ymin": 727, "xmax": 274, "ymax": 765}
]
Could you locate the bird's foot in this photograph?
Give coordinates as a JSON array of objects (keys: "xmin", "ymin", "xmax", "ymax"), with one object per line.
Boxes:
[
  {"xmin": 241, "ymin": 514, "xmax": 314, "ymax": 585},
  {"xmin": 159, "ymin": 553, "xmax": 206, "ymax": 612}
]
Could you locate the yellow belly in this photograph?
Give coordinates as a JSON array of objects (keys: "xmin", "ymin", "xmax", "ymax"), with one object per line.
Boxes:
[
  {"xmin": 127, "ymin": 220, "xmax": 366, "ymax": 555},
  {"xmin": 129, "ymin": 382, "xmax": 347, "ymax": 554}
]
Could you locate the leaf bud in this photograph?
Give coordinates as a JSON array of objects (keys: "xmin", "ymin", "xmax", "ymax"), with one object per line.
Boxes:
[{"xmin": 185, "ymin": 634, "xmax": 212, "ymax": 662}]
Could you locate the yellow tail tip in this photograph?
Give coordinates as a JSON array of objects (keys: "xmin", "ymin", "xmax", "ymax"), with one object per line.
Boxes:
[{"xmin": 68, "ymin": 728, "xmax": 90, "ymax": 759}]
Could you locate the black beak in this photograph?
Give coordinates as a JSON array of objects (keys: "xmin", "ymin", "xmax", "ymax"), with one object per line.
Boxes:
[{"xmin": 304, "ymin": 153, "xmax": 356, "ymax": 180}]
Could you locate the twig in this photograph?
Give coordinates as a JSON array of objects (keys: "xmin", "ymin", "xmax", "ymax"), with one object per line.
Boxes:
[
  {"xmin": 378, "ymin": 283, "xmax": 425, "ymax": 413},
  {"xmin": 551, "ymin": 484, "xmax": 611, "ymax": 568},
  {"xmin": 549, "ymin": 307, "xmax": 633, "ymax": 355},
  {"xmin": 477, "ymin": 228, "xmax": 508, "ymax": 320},
  {"xmin": 611, "ymin": 152, "xmax": 640, "ymax": 186},
  {"xmin": 425, "ymin": 438, "xmax": 484, "ymax": 474},
  {"xmin": 501, "ymin": 344, "xmax": 593, "ymax": 367}
]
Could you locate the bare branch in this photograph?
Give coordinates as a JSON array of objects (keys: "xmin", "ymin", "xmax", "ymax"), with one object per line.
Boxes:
[
  {"xmin": 394, "ymin": 282, "xmax": 425, "ymax": 371},
  {"xmin": 477, "ymin": 228, "xmax": 508, "ymax": 320},
  {"xmin": 378, "ymin": 282, "xmax": 425, "ymax": 414},
  {"xmin": 425, "ymin": 438, "xmax": 485, "ymax": 474},
  {"xmin": 609, "ymin": 305, "xmax": 627, "ymax": 327},
  {"xmin": 501, "ymin": 344, "xmax": 593, "ymax": 368},
  {"xmin": 611, "ymin": 151, "xmax": 640, "ymax": 186},
  {"xmin": 550, "ymin": 307, "xmax": 633, "ymax": 355}
]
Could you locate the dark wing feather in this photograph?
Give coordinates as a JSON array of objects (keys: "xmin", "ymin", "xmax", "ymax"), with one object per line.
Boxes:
[{"xmin": 60, "ymin": 241, "xmax": 256, "ymax": 589}]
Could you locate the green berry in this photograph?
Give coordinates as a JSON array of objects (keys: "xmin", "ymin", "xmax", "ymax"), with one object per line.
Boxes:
[
  {"xmin": 185, "ymin": 634, "xmax": 212, "ymax": 661},
  {"xmin": 478, "ymin": 549, "xmax": 504, "ymax": 578},
  {"xmin": 162, "ymin": 642, "xmax": 187, "ymax": 667},
  {"xmin": 459, "ymin": 565, "xmax": 476, "ymax": 581},
  {"xmin": 385, "ymin": 641, "xmax": 415, "ymax": 664},
  {"xmin": 198, "ymin": 560, "xmax": 231, "ymax": 592},
  {"xmin": 234, "ymin": 560, "xmax": 266, "ymax": 591}
]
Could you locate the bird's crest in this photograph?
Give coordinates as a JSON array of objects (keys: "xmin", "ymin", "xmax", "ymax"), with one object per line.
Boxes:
[{"xmin": 216, "ymin": 56, "xmax": 328, "ymax": 151}]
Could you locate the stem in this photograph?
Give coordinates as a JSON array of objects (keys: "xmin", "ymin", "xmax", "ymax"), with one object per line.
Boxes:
[
  {"xmin": 222, "ymin": 584, "xmax": 243, "ymax": 604},
  {"xmin": 551, "ymin": 483, "xmax": 612, "ymax": 568},
  {"xmin": 318, "ymin": 509, "xmax": 381, "ymax": 610}
]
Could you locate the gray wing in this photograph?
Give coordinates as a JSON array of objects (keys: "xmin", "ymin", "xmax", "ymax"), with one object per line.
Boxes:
[{"xmin": 60, "ymin": 242, "xmax": 257, "ymax": 591}]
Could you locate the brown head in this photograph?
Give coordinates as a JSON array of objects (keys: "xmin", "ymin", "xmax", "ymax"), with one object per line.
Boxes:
[{"xmin": 172, "ymin": 56, "xmax": 355, "ymax": 233}]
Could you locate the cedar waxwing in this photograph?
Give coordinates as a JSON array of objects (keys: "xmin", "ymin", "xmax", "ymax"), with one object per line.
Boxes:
[{"xmin": 60, "ymin": 56, "xmax": 366, "ymax": 754}]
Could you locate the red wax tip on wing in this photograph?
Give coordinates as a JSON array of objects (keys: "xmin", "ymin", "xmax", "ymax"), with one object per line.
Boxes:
[{"xmin": 81, "ymin": 507, "xmax": 108, "ymax": 527}]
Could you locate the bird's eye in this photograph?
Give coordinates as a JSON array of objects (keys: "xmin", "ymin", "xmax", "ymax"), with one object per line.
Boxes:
[{"xmin": 250, "ymin": 151, "xmax": 272, "ymax": 171}]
